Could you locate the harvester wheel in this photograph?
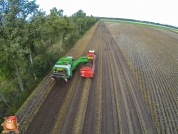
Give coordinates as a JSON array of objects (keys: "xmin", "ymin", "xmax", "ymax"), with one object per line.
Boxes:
[{"xmin": 70, "ymin": 74, "xmax": 72, "ymax": 78}]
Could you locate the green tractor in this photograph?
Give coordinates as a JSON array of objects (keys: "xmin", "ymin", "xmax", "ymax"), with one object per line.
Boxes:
[{"xmin": 51, "ymin": 56, "xmax": 88, "ymax": 82}]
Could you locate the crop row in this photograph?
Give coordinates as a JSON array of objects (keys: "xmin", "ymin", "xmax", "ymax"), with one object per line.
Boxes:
[
  {"xmin": 107, "ymin": 23, "xmax": 178, "ymax": 133},
  {"xmin": 16, "ymin": 73, "xmax": 55, "ymax": 133}
]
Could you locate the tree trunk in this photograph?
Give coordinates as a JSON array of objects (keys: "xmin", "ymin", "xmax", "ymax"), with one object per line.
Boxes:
[
  {"xmin": 0, "ymin": 91, "xmax": 9, "ymax": 107},
  {"xmin": 29, "ymin": 49, "xmax": 36, "ymax": 80},
  {"xmin": 15, "ymin": 61, "xmax": 24, "ymax": 92},
  {"xmin": 51, "ymin": 38, "xmax": 53, "ymax": 52},
  {"xmin": 80, "ymin": 25, "xmax": 81, "ymax": 31},
  {"xmin": 59, "ymin": 38, "xmax": 62, "ymax": 53}
]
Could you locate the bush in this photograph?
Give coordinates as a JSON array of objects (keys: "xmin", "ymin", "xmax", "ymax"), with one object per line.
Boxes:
[{"xmin": 33, "ymin": 52, "xmax": 58, "ymax": 78}]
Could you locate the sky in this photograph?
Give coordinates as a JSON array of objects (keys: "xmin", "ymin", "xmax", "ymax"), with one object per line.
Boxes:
[{"xmin": 35, "ymin": 0, "xmax": 178, "ymax": 27}]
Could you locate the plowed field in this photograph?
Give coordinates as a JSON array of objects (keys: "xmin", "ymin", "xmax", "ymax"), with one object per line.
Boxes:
[{"xmin": 16, "ymin": 21, "xmax": 178, "ymax": 134}]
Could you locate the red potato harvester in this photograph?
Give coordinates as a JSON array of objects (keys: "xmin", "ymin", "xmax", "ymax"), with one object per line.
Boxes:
[{"xmin": 80, "ymin": 50, "xmax": 96, "ymax": 77}]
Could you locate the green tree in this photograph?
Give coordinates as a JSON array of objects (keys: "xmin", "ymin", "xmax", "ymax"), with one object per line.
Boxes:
[
  {"xmin": 50, "ymin": 7, "xmax": 63, "ymax": 17},
  {"xmin": 72, "ymin": 10, "xmax": 85, "ymax": 32},
  {"xmin": 45, "ymin": 8, "xmax": 72, "ymax": 52},
  {"xmin": 26, "ymin": 10, "xmax": 46, "ymax": 80},
  {"xmin": 0, "ymin": 0, "xmax": 39, "ymax": 92}
]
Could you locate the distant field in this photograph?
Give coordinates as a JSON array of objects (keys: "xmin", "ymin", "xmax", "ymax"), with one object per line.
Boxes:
[{"xmin": 100, "ymin": 19, "xmax": 178, "ymax": 32}]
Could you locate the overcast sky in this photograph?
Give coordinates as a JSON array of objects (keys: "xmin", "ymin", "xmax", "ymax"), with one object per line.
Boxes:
[{"xmin": 36, "ymin": 0, "xmax": 178, "ymax": 27}]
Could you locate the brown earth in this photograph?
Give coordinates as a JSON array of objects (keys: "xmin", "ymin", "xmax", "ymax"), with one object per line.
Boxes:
[{"xmin": 12, "ymin": 21, "xmax": 178, "ymax": 134}]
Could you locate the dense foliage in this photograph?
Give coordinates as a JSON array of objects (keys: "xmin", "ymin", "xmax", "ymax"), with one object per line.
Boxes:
[{"xmin": 0, "ymin": 0, "xmax": 98, "ymax": 129}]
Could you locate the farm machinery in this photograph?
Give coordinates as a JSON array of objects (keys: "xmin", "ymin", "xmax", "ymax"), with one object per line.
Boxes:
[
  {"xmin": 80, "ymin": 50, "xmax": 96, "ymax": 78},
  {"xmin": 51, "ymin": 50, "xmax": 97, "ymax": 82},
  {"xmin": 51, "ymin": 56, "xmax": 88, "ymax": 82}
]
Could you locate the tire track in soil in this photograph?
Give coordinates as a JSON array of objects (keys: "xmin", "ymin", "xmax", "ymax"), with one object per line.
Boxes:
[
  {"xmin": 50, "ymin": 69, "xmax": 84, "ymax": 134},
  {"xmin": 104, "ymin": 25, "xmax": 133, "ymax": 134},
  {"xmin": 104, "ymin": 22, "xmax": 156, "ymax": 133},
  {"xmin": 102, "ymin": 41, "xmax": 119, "ymax": 133},
  {"xmin": 82, "ymin": 24, "xmax": 102, "ymax": 134},
  {"xmin": 25, "ymin": 79, "xmax": 71, "ymax": 134},
  {"xmin": 72, "ymin": 78, "xmax": 91, "ymax": 134},
  {"xmin": 56, "ymin": 77, "xmax": 85, "ymax": 134}
]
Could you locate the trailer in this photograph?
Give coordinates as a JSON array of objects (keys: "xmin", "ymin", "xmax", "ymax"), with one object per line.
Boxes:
[{"xmin": 80, "ymin": 50, "xmax": 96, "ymax": 78}]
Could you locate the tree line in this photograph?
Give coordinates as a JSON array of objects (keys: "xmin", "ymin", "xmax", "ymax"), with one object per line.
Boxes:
[{"xmin": 0, "ymin": 0, "xmax": 98, "ymax": 127}]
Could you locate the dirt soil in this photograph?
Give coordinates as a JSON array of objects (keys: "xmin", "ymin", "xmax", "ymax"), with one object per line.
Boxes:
[{"xmin": 12, "ymin": 21, "xmax": 178, "ymax": 134}]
